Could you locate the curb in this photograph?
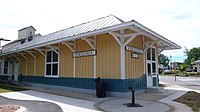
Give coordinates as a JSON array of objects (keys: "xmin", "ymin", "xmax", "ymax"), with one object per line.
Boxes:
[
  {"xmin": 94, "ymin": 98, "xmax": 174, "ymax": 112},
  {"xmin": 93, "ymin": 99, "xmax": 113, "ymax": 112}
]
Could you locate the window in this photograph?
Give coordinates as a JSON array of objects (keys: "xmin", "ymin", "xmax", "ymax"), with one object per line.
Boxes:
[
  {"xmin": 46, "ymin": 50, "xmax": 59, "ymax": 76},
  {"xmin": 30, "ymin": 31, "xmax": 32, "ymax": 36},
  {"xmin": 152, "ymin": 62, "xmax": 156, "ymax": 73},
  {"xmin": 152, "ymin": 48, "xmax": 156, "ymax": 61},
  {"xmin": 147, "ymin": 47, "xmax": 156, "ymax": 61},
  {"xmin": 4, "ymin": 61, "xmax": 8, "ymax": 75},
  {"xmin": 147, "ymin": 63, "xmax": 151, "ymax": 76},
  {"xmin": 147, "ymin": 48, "xmax": 151, "ymax": 60}
]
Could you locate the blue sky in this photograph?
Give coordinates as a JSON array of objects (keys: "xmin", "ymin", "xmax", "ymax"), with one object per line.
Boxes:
[{"xmin": 0, "ymin": 0, "xmax": 200, "ymax": 62}]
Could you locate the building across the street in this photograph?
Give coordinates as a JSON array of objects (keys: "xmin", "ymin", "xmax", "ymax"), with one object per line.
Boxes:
[
  {"xmin": 193, "ymin": 60, "xmax": 200, "ymax": 73},
  {"xmin": 0, "ymin": 15, "xmax": 181, "ymax": 96},
  {"xmin": 170, "ymin": 62, "xmax": 183, "ymax": 69}
]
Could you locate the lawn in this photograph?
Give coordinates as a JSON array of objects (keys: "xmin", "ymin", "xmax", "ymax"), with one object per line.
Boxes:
[
  {"xmin": 174, "ymin": 91, "xmax": 200, "ymax": 112},
  {"xmin": 0, "ymin": 83, "xmax": 27, "ymax": 93}
]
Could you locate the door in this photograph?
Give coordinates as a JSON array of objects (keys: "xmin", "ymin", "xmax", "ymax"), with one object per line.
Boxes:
[
  {"xmin": 146, "ymin": 47, "xmax": 157, "ymax": 87},
  {"xmin": 147, "ymin": 62, "xmax": 153, "ymax": 87},
  {"xmin": 14, "ymin": 60, "xmax": 19, "ymax": 81}
]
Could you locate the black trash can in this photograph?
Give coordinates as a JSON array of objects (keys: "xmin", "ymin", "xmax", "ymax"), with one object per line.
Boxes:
[{"xmin": 95, "ymin": 77, "xmax": 106, "ymax": 98}]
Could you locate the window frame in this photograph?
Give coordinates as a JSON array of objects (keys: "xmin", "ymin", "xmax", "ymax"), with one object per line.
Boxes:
[
  {"xmin": 146, "ymin": 46, "xmax": 157, "ymax": 76},
  {"xmin": 3, "ymin": 61, "xmax": 9, "ymax": 75},
  {"xmin": 45, "ymin": 50, "xmax": 59, "ymax": 78}
]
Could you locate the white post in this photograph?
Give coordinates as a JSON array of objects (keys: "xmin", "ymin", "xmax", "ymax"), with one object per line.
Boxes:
[
  {"xmin": 143, "ymin": 35, "xmax": 146, "ymax": 75},
  {"xmin": 156, "ymin": 47, "xmax": 159, "ymax": 85},
  {"xmin": 94, "ymin": 36, "xmax": 96, "ymax": 78},
  {"xmin": 26, "ymin": 59, "xmax": 28, "ymax": 76},
  {"xmin": 73, "ymin": 41, "xmax": 76, "ymax": 78},
  {"xmin": 34, "ymin": 55, "xmax": 36, "ymax": 76},
  {"xmin": 120, "ymin": 45, "xmax": 125, "ymax": 79},
  {"xmin": 120, "ymin": 30, "xmax": 125, "ymax": 79}
]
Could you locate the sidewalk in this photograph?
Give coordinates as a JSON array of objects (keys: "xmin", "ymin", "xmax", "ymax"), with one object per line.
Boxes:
[
  {"xmin": 0, "ymin": 81, "xmax": 194, "ymax": 112},
  {"xmin": 0, "ymin": 90, "xmax": 99, "ymax": 112},
  {"xmin": 95, "ymin": 81, "xmax": 193, "ymax": 112}
]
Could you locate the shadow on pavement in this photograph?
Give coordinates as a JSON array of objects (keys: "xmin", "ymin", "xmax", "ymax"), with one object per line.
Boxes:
[{"xmin": 0, "ymin": 95, "xmax": 63, "ymax": 112}]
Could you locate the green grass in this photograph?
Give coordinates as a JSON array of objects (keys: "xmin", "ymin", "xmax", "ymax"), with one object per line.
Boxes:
[
  {"xmin": 0, "ymin": 83, "xmax": 27, "ymax": 93},
  {"xmin": 174, "ymin": 91, "xmax": 200, "ymax": 112}
]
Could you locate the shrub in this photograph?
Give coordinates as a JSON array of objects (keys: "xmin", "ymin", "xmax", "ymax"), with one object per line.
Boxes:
[{"xmin": 179, "ymin": 64, "xmax": 188, "ymax": 72}]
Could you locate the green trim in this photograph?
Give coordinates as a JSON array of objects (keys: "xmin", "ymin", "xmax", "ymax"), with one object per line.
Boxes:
[
  {"xmin": 0, "ymin": 76, "xmax": 10, "ymax": 80},
  {"xmin": 21, "ymin": 75, "xmax": 147, "ymax": 92}
]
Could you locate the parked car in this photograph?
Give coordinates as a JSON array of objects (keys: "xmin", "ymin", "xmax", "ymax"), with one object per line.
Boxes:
[
  {"xmin": 186, "ymin": 68, "xmax": 193, "ymax": 72},
  {"xmin": 163, "ymin": 70, "xmax": 172, "ymax": 74},
  {"xmin": 186, "ymin": 68, "xmax": 197, "ymax": 72}
]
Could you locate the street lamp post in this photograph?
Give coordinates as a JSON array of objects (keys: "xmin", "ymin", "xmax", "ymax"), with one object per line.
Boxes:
[
  {"xmin": 0, "ymin": 38, "xmax": 11, "ymax": 49},
  {"xmin": 170, "ymin": 55, "xmax": 172, "ymax": 70}
]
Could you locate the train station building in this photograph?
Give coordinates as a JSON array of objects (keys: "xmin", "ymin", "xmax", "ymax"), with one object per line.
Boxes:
[{"xmin": 0, "ymin": 15, "xmax": 181, "ymax": 95}]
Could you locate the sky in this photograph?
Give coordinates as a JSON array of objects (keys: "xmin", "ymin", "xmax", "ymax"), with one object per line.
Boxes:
[{"xmin": 0, "ymin": 0, "xmax": 200, "ymax": 62}]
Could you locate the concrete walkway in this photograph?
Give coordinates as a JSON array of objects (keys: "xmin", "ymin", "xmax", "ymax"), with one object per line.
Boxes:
[
  {"xmin": 0, "ymin": 81, "xmax": 195, "ymax": 112},
  {"xmin": 0, "ymin": 90, "xmax": 99, "ymax": 112},
  {"xmin": 0, "ymin": 95, "xmax": 62, "ymax": 112},
  {"xmin": 95, "ymin": 99, "xmax": 172, "ymax": 112},
  {"xmin": 159, "ymin": 81, "xmax": 198, "ymax": 112}
]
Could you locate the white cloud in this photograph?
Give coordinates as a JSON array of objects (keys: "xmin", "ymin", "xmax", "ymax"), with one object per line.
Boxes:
[{"xmin": 0, "ymin": 0, "xmax": 200, "ymax": 62}]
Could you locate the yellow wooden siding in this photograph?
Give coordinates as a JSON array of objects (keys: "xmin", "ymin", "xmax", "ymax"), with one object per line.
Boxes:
[
  {"xmin": 19, "ymin": 56, "xmax": 26, "ymax": 75},
  {"xmin": 96, "ymin": 34, "xmax": 120, "ymax": 79},
  {"xmin": 35, "ymin": 51, "xmax": 45, "ymax": 76},
  {"xmin": 27, "ymin": 54, "xmax": 34, "ymax": 76},
  {"xmin": 125, "ymin": 35, "xmax": 144, "ymax": 79},
  {"xmin": 59, "ymin": 44, "xmax": 74, "ymax": 77},
  {"xmin": 75, "ymin": 39, "xmax": 94, "ymax": 78}
]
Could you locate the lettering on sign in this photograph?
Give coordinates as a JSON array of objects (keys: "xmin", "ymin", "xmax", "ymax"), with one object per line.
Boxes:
[
  {"xmin": 73, "ymin": 50, "xmax": 96, "ymax": 58},
  {"xmin": 131, "ymin": 53, "xmax": 139, "ymax": 59},
  {"xmin": 125, "ymin": 46, "xmax": 144, "ymax": 54}
]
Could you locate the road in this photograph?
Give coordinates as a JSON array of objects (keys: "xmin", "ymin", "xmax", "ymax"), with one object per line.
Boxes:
[{"xmin": 159, "ymin": 75, "xmax": 200, "ymax": 91}]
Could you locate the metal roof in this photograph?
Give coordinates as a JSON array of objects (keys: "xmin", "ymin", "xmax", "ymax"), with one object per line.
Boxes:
[
  {"xmin": 1, "ymin": 15, "xmax": 181, "ymax": 55},
  {"xmin": 193, "ymin": 60, "xmax": 200, "ymax": 64},
  {"xmin": 2, "ymin": 15, "xmax": 123, "ymax": 53}
]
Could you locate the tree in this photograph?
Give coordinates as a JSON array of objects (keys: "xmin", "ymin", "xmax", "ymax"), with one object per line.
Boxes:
[
  {"xmin": 158, "ymin": 54, "xmax": 170, "ymax": 66},
  {"xmin": 184, "ymin": 47, "xmax": 200, "ymax": 67},
  {"xmin": 179, "ymin": 63, "xmax": 187, "ymax": 72}
]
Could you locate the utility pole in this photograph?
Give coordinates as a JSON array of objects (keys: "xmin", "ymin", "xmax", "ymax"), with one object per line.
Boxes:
[{"xmin": 170, "ymin": 55, "xmax": 172, "ymax": 70}]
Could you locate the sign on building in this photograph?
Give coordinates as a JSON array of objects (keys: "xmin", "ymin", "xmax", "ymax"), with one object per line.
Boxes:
[
  {"xmin": 73, "ymin": 50, "xmax": 96, "ymax": 58},
  {"xmin": 131, "ymin": 53, "xmax": 139, "ymax": 58},
  {"xmin": 125, "ymin": 46, "xmax": 144, "ymax": 54}
]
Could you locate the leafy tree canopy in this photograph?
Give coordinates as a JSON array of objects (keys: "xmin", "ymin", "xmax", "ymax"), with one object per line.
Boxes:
[
  {"xmin": 158, "ymin": 54, "xmax": 170, "ymax": 66},
  {"xmin": 184, "ymin": 47, "xmax": 200, "ymax": 67}
]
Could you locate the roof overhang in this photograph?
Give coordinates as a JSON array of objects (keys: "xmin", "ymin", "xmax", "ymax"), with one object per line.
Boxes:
[
  {"xmin": 193, "ymin": 60, "xmax": 200, "ymax": 64},
  {"xmin": 1, "ymin": 20, "xmax": 181, "ymax": 56}
]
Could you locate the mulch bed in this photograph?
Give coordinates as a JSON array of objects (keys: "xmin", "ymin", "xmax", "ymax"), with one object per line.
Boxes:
[
  {"xmin": 0, "ymin": 105, "xmax": 20, "ymax": 112},
  {"xmin": 173, "ymin": 91, "xmax": 200, "ymax": 112}
]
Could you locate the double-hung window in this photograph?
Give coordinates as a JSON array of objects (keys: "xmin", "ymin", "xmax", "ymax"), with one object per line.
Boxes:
[
  {"xmin": 46, "ymin": 50, "xmax": 59, "ymax": 77},
  {"xmin": 4, "ymin": 61, "xmax": 9, "ymax": 75}
]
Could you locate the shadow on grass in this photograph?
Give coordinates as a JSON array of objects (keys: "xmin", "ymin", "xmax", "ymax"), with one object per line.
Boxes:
[{"xmin": 0, "ymin": 84, "xmax": 28, "ymax": 93}]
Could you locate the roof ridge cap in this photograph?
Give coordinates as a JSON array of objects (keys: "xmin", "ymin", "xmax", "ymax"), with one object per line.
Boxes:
[{"xmin": 42, "ymin": 15, "xmax": 119, "ymax": 37}]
